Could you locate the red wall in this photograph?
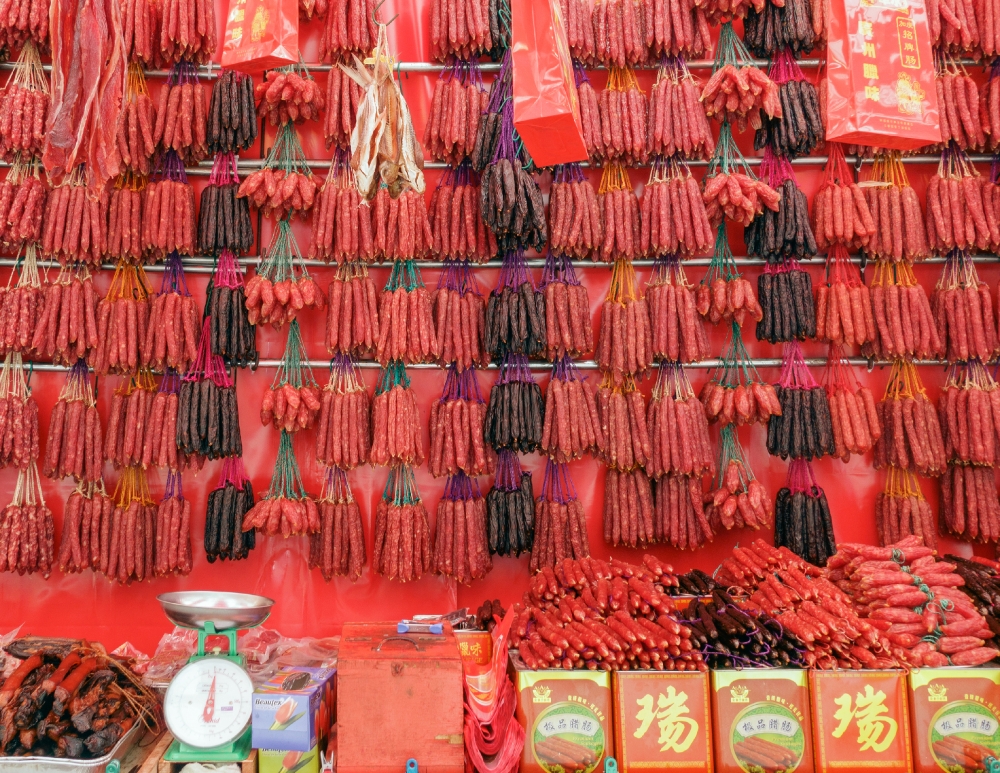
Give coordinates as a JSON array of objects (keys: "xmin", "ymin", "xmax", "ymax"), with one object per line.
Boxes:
[{"xmin": 0, "ymin": 4, "xmax": 991, "ymax": 655}]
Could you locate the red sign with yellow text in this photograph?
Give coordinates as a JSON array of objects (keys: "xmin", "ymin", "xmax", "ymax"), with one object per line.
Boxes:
[
  {"xmin": 810, "ymin": 670, "xmax": 913, "ymax": 773},
  {"xmin": 825, "ymin": 0, "xmax": 940, "ymax": 149}
]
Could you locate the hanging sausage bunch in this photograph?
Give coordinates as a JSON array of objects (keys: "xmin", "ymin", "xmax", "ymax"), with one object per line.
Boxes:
[
  {"xmin": 700, "ymin": 26, "xmax": 781, "ymax": 130},
  {"xmin": 927, "ymin": 149, "xmax": 994, "ymax": 253},
  {"xmin": 429, "ymin": 164, "xmax": 498, "ymax": 262},
  {"xmin": 646, "ymin": 258, "xmax": 710, "ymax": 363},
  {"xmin": 866, "ymin": 259, "xmax": 942, "ymax": 361},
  {"xmin": 324, "ymin": 66, "xmax": 364, "ymax": 150},
  {"xmin": 208, "ymin": 69, "xmax": 258, "ymax": 154},
  {"xmin": 934, "ymin": 62, "xmax": 985, "ymax": 150},
  {"xmin": 0, "ymin": 243, "xmax": 43, "ymax": 359},
  {"xmin": 0, "ymin": 463, "xmax": 53, "ymax": 577},
  {"xmin": 158, "ymin": 0, "xmax": 217, "ymax": 64},
  {"xmin": 646, "ymin": 0, "xmax": 711, "ymax": 57},
  {"xmin": 641, "ymin": 158, "xmax": 714, "ymax": 258},
  {"xmin": 310, "ymin": 466, "xmax": 366, "ymax": 581},
  {"xmin": 824, "ymin": 346, "xmax": 882, "ymax": 462},
  {"xmin": 575, "ymin": 66, "xmax": 603, "ymax": 159},
  {"xmin": 560, "ymin": 0, "xmax": 596, "ymax": 61},
  {"xmin": 862, "ymin": 152, "xmax": 930, "ymax": 261},
  {"xmin": 540, "ymin": 252, "xmax": 592, "ymax": 360},
  {"xmin": 140, "ymin": 371, "xmax": 183, "ymax": 471},
  {"xmin": 647, "ymin": 58, "xmax": 715, "ymax": 160},
  {"xmin": 873, "ymin": 360, "xmax": 948, "ymax": 477},
  {"xmin": 254, "ymin": 65, "xmax": 325, "ymax": 126},
  {"xmin": 540, "ymin": 357, "xmax": 601, "ymax": 464},
  {"xmin": 370, "ymin": 362, "xmax": 424, "ymax": 467},
  {"xmin": 325, "ymin": 263, "xmax": 380, "ymax": 356},
  {"xmin": 766, "ymin": 342, "xmax": 836, "ymax": 462},
  {"xmin": 117, "ymin": 65, "xmax": 157, "ymax": 177},
  {"xmin": 153, "ymin": 472, "xmax": 194, "ymax": 577},
  {"xmin": 372, "ymin": 465, "xmax": 432, "ymax": 581},
  {"xmin": 743, "ymin": 0, "xmax": 816, "ymax": 56},
  {"xmin": 486, "ymin": 449, "xmax": 535, "ymax": 557},
  {"xmin": 424, "ymin": 62, "xmax": 487, "ymax": 165},
  {"xmin": 0, "ymin": 40, "xmax": 49, "ymax": 162},
  {"xmin": 57, "ymin": 484, "xmax": 113, "ymax": 575},
  {"xmin": 106, "ymin": 176, "xmax": 146, "ymax": 263},
  {"xmin": 547, "ymin": 164, "xmax": 601, "ymax": 260},
  {"xmin": 104, "ymin": 371, "xmax": 156, "ymax": 469},
  {"xmin": 141, "ymin": 152, "xmax": 198, "ymax": 260},
  {"xmin": 198, "ymin": 153, "xmax": 255, "ymax": 256},
  {"xmin": 604, "ymin": 464, "xmax": 656, "ymax": 549},
  {"xmin": 697, "ymin": 227, "xmax": 763, "ymax": 326},
  {"xmin": 485, "ymin": 252, "xmax": 547, "ymax": 360},
  {"xmin": 756, "ymin": 262, "xmax": 817, "ymax": 343},
  {"xmin": 261, "ymin": 321, "xmax": 322, "ymax": 433},
  {"xmin": 242, "ymin": 431, "xmax": 319, "ymax": 538},
  {"xmin": 0, "ymin": 157, "xmax": 47, "ymax": 249},
  {"xmin": 746, "ymin": 152, "xmax": 818, "ymax": 262},
  {"xmin": 594, "ymin": 67, "xmax": 648, "ymax": 165},
  {"xmin": 246, "ymin": 220, "xmax": 325, "ymax": 328},
  {"xmin": 434, "ymin": 472, "xmax": 491, "ymax": 583},
  {"xmin": 430, "ymin": 368, "xmax": 492, "ymax": 478},
  {"xmin": 91, "ymin": 264, "xmax": 153, "ymax": 377},
  {"xmin": 774, "ymin": 460, "xmax": 837, "ymax": 566},
  {"xmin": 316, "ymin": 354, "xmax": 372, "ymax": 470},
  {"xmin": 204, "ymin": 457, "xmax": 256, "ymax": 563},
  {"xmin": 813, "ymin": 145, "xmax": 876, "ymax": 254},
  {"xmin": 0, "ymin": 0, "xmax": 48, "ymax": 53},
  {"xmin": 702, "ymin": 142, "xmax": 781, "ymax": 227},
  {"xmin": 209, "ymin": 250, "xmax": 257, "ymax": 368},
  {"xmin": 592, "ymin": 0, "xmax": 645, "ymax": 67},
  {"xmin": 30, "ymin": 266, "xmax": 99, "ymax": 366},
  {"xmin": 932, "ymin": 250, "xmax": 999, "ymax": 363},
  {"xmin": 319, "ymin": 0, "xmax": 380, "ymax": 62},
  {"xmin": 238, "ymin": 124, "xmax": 319, "ymax": 221},
  {"xmin": 370, "ymin": 186, "xmax": 434, "ymax": 261},
  {"xmin": 595, "ymin": 375, "xmax": 650, "ymax": 472},
  {"xmin": 429, "ymin": 0, "xmax": 493, "ymax": 60},
  {"xmin": 101, "ymin": 467, "xmax": 161, "ymax": 585},
  {"xmin": 596, "ymin": 258, "xmax": 653, "ymax": 383},
  {"xmin": 647, "ymin": 363, "xmax": 715, "ymax": 550},
  {"xmin": 597, "ymin": 163, "xmax": 642, "ymax": 262},
  {"xmin": 43, "ymin": 362, "xmax": 102, "ymax": 484},
  {"xmin": 433, "ymin": 261, "xmax": 487, "ymax": 369},
  {"xmin": 931, "ymin": 0, "xmax": 982, "ymax": 55},
  {"xmin": 375, "ymin": 260, "xmax": 439, "ymax": 365},
  {"xmin": 484, "ymin": 355, "xmax": 544, "ymax": 453},
  {"xmin": 701, "ymin": 325, "xmax": 781, "ymax": 426},
  {"xmin": 310, "ymin": 148, "xmax": 375, "ymax": 263},
  {"xmin": 153, "ymin": 62, "xmax": 208, "ymax": 164},
  {"xmin": 143, "ymin": 255, "xmax": 201, "ymax": 374},
  {"xmin": 531, "ymin": 461, "xmax": 591, "ymax": 570},
  {"xmin": 705, "ymin": 426, "xmax": 772, "ymax": 532},
  {"xmin": 816, "ymin": 248, "xmax": 876, "ymax": 350},
  {"xmin": 41, "ymin": 173, "xmax": 108, "ymax": 267}
]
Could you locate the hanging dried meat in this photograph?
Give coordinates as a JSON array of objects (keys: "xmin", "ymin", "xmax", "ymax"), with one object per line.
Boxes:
[
  {"xmin": 592, "ymin": 164, "xmax": 640, "ymax": 262},
  {"xmin": 370, "ymin": 362, "xmax": 424, "ymax": 467},
  {"xmin": 104, "ymin": 370, "xmax": 156, "ymax": 469},
  {"xmin": 238, "ymin": 124, "xmax": 318, "ymax": 221},
  {"xmin": 326, "ymin": 263, "xmax": 380, "ymax": 356},
  {"xmin": 316, "ymin": 354, "xmax": 371, "ymax": 470},
  {"xmin": 58, "ymin": 484, "xmax": 112, "ymax": 574},
  {"xmin": 106, "ymin": 177, "xmax": 145, "ymax": 263},
  {"xmin": 875, "ymin": 467, "xmax": 937, "ymax": 546},
  {"xmin": 484, "ymin": 355, "xmax": 544, "ymax": 453},
  {"xmin": 140, "ymin": 370, "xmax": 182, "ymax": 471},
  {"xmin": 425, "ymin": 62, "xmax": 486, "ymax": 165},
  {"xmin": 0, "ymin": 41, "xmax": 49, "ymax": 162},
  {"xmin": 596, "ymin": 259, "xmax": 653, "ymax": 383},
  {"xmin": 701, "ymin": 324, "xmax": 780, "ymax": 426},
  {"xmin": 429, "ymin": 164, "xmax": 497, "ymax": 262},
  {"xmin": 703, "ymin": 142, "xmax": 781, "ymax": 228},
  {"xmin": 123, "ymin": 0, "xmax": 155, "ymax": 64},
  {"xmin": 0, "ymin": 0, "xmax": 48, "ymax": 53},
  {"xmin": 560, "ymin": 0, "xmax": 596, "ymax": 62},
  {"xmin": 594, "ymin": 67, "xmax": 648, "ymax": 165},
  {"xmin": 641, "ymin": 159, "xmax": 713, "ymax": 258},
  {"xmin": 141, "ymin": 153, "xmax": 197, "ymax": 259},
  {"xmin": 91, "ymin": 264, "xmax": 153, "ymax": 377},
  {"xmin": 371, "ymin": 186, "xmax": 433, "ymax": 261},
  {"xmin": 927, "ymin": 149, "xmax": 993, "ymax": 253},
  {"xmin": 862, "ymin": 152, "xmax": 929, "ymax": 262},
  {"xmin": 604, "ymin": 465, "xmax": 656, "ymax": 548},
  {"xmin": 866, "ymin": 260, "xmax": 941, "ymax": 361},
  {"xmin": 647, "ymin": 58, "xmax": 715, "ymax": 159},
  {"xmin": 701, "ymin": 27, "xmax": 781, "ymax": 129},
  {"xmin": 812, "ymin": 147, "xmax": 875, "ymax": 254},
  {"xmin": 596, "ymin": 377, "xmax": 650, "ymax": 471},
  {"xmin": 756, "ymin": 260, "xmax": 817, "ymax": 343},
  {"xmin": 209, "ymin": 250, "xmax": 257, "ymax": 368},
  {"xmin": 117, "ymin": 65, "xmax": 157, "ymax": 176},
  {"xmin": 0, "ymin": 462, "xmax": 53, "ymax": 577},
  {"xmin": 376, "ymin": 260, "xmax": 439, "ymax": 365},
  {"xmin": 261, "ymin": 322, "xmax": 322, "ymax": 433},
  {"xmin": 531, "ymin": 460, "xmax": 590, "ymax": 569},
  {"xmin": 548, "ymin": 165, "xmax": 602, "ymax": 260},
  {"xmin": 653, "ymin": 470, "xmax": 713, "ymax": 550},
  {"xmin": 646, "ymin": 362, "xmax": 714, "ymax": 480},
  {"xmin": 372, "ymin": 465, "xmax": 432, "ymax": 582},
  {"xmin": 320, "ymin": 0, "xmax": 379, "ymax": 62},
  {"xmin": 0, "ymin": 244, "xmax": 43, "ymax": 359},
  {"xmin": 153, "ymin": 471, "xmax": 193, "ymax": 576},
  {"xmin": 486, "ymin": 450, "xmax": 535, "ymax": 557},
  {"xmin": 43, "ymin": 362, "xmax": 102, "ymax": 484},
  {"xmin": 0, "ymin": 158, "xmax": 47, "ymax": 249},
  {"xmin": 310, "ymin": 467, "xmax": 365, "ymax": 581},
  {"xmin": 176, "ymin": 327, "xmax": 242, "ymax": 463},
  {"xmin": 198, "ymin": 153, "xmax": 255, "ymax": 256},
  {"xmin": 310, "ymin": 149, "xmax": 375, "ymax": 263},
  {"xmin": 242, "ymin": 431, "xmax": 319, "ymax": 538},
  {"xmin": 246, "ymin": 219, "xmax": 325, "ymax": 328},
  {"xmin": 255, "ymin": 66, "xmax": 325, "ymax": 126},
  {"xmin": 429, "ymin": 0, "xmax": 493, "ymax": 60},
  {"xmin": 158, "ymin": 0, "xmax": 217, "ymax": 64},
  {"xmin": 743, "ymin": 0, "xmax": 816, "ymax": 56},
  {"xmin": 324, "ymin": 65, "xmax": 364, "ymax": 150},
  {"xmin": 932, "ymin": 250, "xmax": 999, "ymax": 363},
  {"xmin": 697, "ymin": 226, "xmax": 764, "ymax": 326},
  {"xmin": 435, "ymin": 261, "xmax": 487, "ymax": 370},
  {"xmin": 541, "ymin": 357, "xmax": 600, "ymax": 463},
  {"xmin": 205, "ymin": 456, "xmax": 256, "ymax": 563},
  {"xmin": 646, "ymin": 258, "xmax": 710, "ymax": 363},
  {"xmin": 873, "ymin": 360, "xmax": 948, "ymax": 477},
  {"xmin": 938, "ymin": 360, "xmax": 1000, "ymax": 468},
  {"xmin": 824, "ymin": 345, "xmax": 881, "ymax": 462},
  {"xmin": 766, "ymin": 342, "xmax": 836, "ymax": 462},
  {"xmin": 576, "ymin": 66, "xmax": 603, "ymax": 159},
  {"xmin": 31, "ymin": 264, "xmax": 100, "ymax": 366},
  {"xmin": 41, "ymin": 174, "xmax": 108, "ymax": 268},
  {"xmin": 434, "ymin": 472, "xmax": 492, "ymax": 583},
  {"xmin": 934, "ymin": 63, "xmax": 986, "ymax": 151},
  {"xmin": 485, "ymin": 252, "xmax": 547, "ymax": 360},
  {"xmin": 101, "ymin": 466, "xmax": 159, "ymax": 584},
  {"xmin": 930, "ymin": 0, "xmax": 981, "ymax": 53},
  {"xmin": 208, "ymin": 69, "xmax": 258, "ymax": 154},
  {"xmin": 774, "ymin": 460, "xmax": 836, "ymax": 566},
  {"xmin": 541, "ymin": 252, "xmax": 593, "ymax": 360},
  {"xmin": 705, "ymin": 425, "xmax": 772, "ymax": 532},
  {"xmin": 592, "ymin": 0, "xmax": 645, "ymax": 67}
]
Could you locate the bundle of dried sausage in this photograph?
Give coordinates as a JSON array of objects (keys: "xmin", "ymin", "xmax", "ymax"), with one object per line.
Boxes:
[
  {"xmin": 815, "ymin": 246, "xmax": 876, "ymax": 349},
  {"xmin": 576, "ymin": 67, "xmax": 603, "ymax": 159},
  {"xmin": 592, "ymin": 0, "xmax": 645, "ymax": 67},
  {"xmin": 696, "ymin": 0, "xmax": 763, "ymax": 22},
  {"xmin": 320, "ymin": 0, "xmax": 379, "ymax": 62},
  {"xmin": 875, "ymin": 471, "xmax": 936, "ymax": 547},
  {"xmin": 376, "ymin": 262, "xmax": 439, "ymax": 365},
  {"xmin": 930, "ymin": 0, "xmax": 981, "ymax": 54},
  {"xmin": 316, "ymin": 354, "xmax": 371, "ymax": 470},
  {"xmin": 30, "ymin": 265, "xmax": 99, "ymax": 365},
  {"xmin": 824, "ymin": 347, "xmax": 881, "ymax": 462},
  {"xmin": 424, "ymin": 63, "xmax": 486, "ymax": 165},
  {"xmin": 152, "ymin": 63, "xmax": 208, "ymax": 164},
  {"xmin": 485, "ymin": 254, "xmax": 547, "ymax": 360},
  {"xmin": 43, "ymin": 362, "xmax": 102, "ymax": 483},
  {"xmin": 0, "ymin": 42, "xmax": 50, "ymax": 162},
  {"xmin": 484, "ymin": 355, "xmax": 544, "ymax": 453},
  {"xmin": 246, "ymin": 220, "xmax": 325, "ymax": 328},
  {"xmin": 531, "ymin": 460, "xmax": 590, "ymax": 568},
  {"xmin": 0, "ymin": 160, "xmax": 47, "ymax": 249},
  {"xmin": 640, "ymin": 159, "xmax": 714, "ymax": 257},
  {"xmin": 702, "ymin": 166, "xmax": 781, "ymax": 227},
  {"xmin": 861, "ymin": 155, "xmax": 929, "ymax": 261},
  {"xmin": 429, "ymin": 168, "xmax": 498, "ymax": 263},
  {"xmin": 541, "ymin": 253, "xmax": 593, "ymax": 360},
  {"xmin": 743, "ymin": 0, "xmax": 816, "ymax": 56},
  {"xmin": 204, "ymin": 456, "xmax": 256, "ymax": 562},
  {"xmin": 774, "ymin": 460, "xmax": 836, "ymax": 566},
  {"xmin": 766, "ymin": 345, "xmax": 836, "ymax": 461},
  {"xmin": 434, "ymin": 262, "xmax": 487, "ymax": 370},
  {"xmin": 153, "ymin": 472, "xmax": 193, "ymax": 576},
  {"xmin": 696, "ymin": 230, "xmax": 764, "ymax": 325},
  {"xmin": 705, "ymin": 426, "xmax": 773, "ymax": 531},
  {"xmin": 310, "ymin": 150, "xmax": 375, "ymax": 263},
  {"xmin": 548, "ymin": 165, "xmax": 602, "ymax": 260},
  {"xmin": 101, "ymin": 467, "xmax": 159, "ymax": 584},
  {"xmin": 255, "ymin": 67, "xmax": 325, "ymax": 126},
  {"xmin": 701, "ymin": 49, "xmax": 781, "ymax": 131},
  {"xmin": 756, "ymin": 261, "xmax": 817, "ymax": 343},
  {"xmin": 560, "ymin": 0, "xmax": 596, "ymax": 61},
  {"xmin": 142, "ymin": 255, "xmax": 201, "ymax": 374},
  {"xmin": 486, "ymin": 449, "xmax": 535, "ymax": 557},
  {"xmin": 596, "ymin": 380, "xmax": 651, "ymax": 470},
  {"xmin": 104, "ymin": 371, "xmax": 155, "ymax": 470},
  {"xmin": 429, "ymin": 0, "xmax": 493, "ymax": 60},
  {"xmin": 596, "ymin": 258, "xmax": 653, "ymax": 383},
  {"xmin": 653, "ymin": 472, "xmax": 712, "ymax": 549},
  {"xmin": 261, "ymin": 322, "xmax": 322, "ymax": 433},
  {"xmin": 0, "ymin": 246, "xmax": 43, "ymax": 359},
  {"xmin": 812, "ymin": 146, "xmax": 876, "ymax": 253},
  {"xmin": 0, "ymin": 463, "xmax": 53, "ymax": 577},
  {"xmin": 123, "ymin": 0, "xmax": 155, "ymax": 63},
  {"xmin": 942, "ymin": 463, "xmax": 1000, "ymax": 543},
  {"xmin": 932, "ymin": 250, "xmax": 999, "ymax": 363},
  {"xmin": 310, "ymin": 466, "xmax": 365, "ymax": 581},
  {"xmin": 199, "ymin": 153, "xmax": 255, "ymax": 256},
  {"xmin": 105, "ymin": 180, "xmax": 145, "ymax": 263},
  {"xmin": 139, "ymin": 371, "xmax": 182, "ymax": 471},
  {"xmin": 158, "ymin": 0, "xmax": 217, "ymax": 64},
  {"xmin": 323, "ymin": 66, "xmax": 363, "ymax": 150},
  {"xmin": 646, "ymin": 59, "xmax": 715, "ymax": 159},
  {"xmin": 646, "ymin": 258, "xmax": 710, "ymax": 363},
  {"xmin": 371, "ymin": 187, "xmax": 435, "ymax": 260},
  {"xmin": 58, "ymin": 485, "xmax": 112, "ymax": 574},
  {"xmin": 480, "ymin": 157, "xmax": 547, "ymax": 253},
  {"xmin": 209, "ymin": 250, "xmax": 257, "ymax": 368},
  {"xmin": 604, "ymin": 467, "xmax": 656, "ymax": 548},
  {"xmin": 141, "ymin": 156, "xmax": 197, "ymax": 260},
  {"xmin": 372, "ymin": 465, "xmax": 432, "ymax": 581},
  {"xmin": 40, "ymin": 176, "xmax": 107, "ymax": 267},
  {"xmin": 370, "ymin": 362, "xmax": 424, "ymax": 467},
  {"xmin": 700, "ymin": 333, "xmax": 780, "ymax": 427},
  {"xmin": 646, "ymin": 363, "xmax": 714, "ymax": 479},
  {"xmin": 0, "ymin": 0, "xmax": 48, "ymax": 53},
  {"xmin": 645, "ymin": 0, "xmax": 711, "ymax": 57},
  {"xmin": 325, "ymin": 263, "xmax": 379, "ymax": 357},
  {"xmin": 934, "ymin": 66, "xmax": 986, "ymax": 150},
  {"xmin": 237, "ymin": 130, "xmax": 318, "ymax": 221},
  {"xmin": 926, "ymin": 155, "xmax": 993, "ymax": 253},
  {"xmin": 596, "ymin": 163, "xmax": 641, "ymax": 261},
  {"xmin": 176, "ymin": 330, "xmax": 243, "ymax": 463},
  {"xmin": 594, "ymin": 67, "xmax": 648, "ymax": 165},
  {"xmin": 746, "ymin": 156, "xmax": 817, "ymax": 261},
  {"xmin": 866, "ymin": 259, "xmax": 941, "ymax": 361},
  {"xmin": 872, "ymin": 360, "xmax": 948, "ymax": 477},
  {"xmin": 434, "ymin": 472, "xmax": 492, "ymax": 583},
  {"xmin": 90, "ymin": 264, "xmax": 154, "ymax": 377},
  {"xmin": 208, "ymin": 69, "xmax": 258, "ymax": 154},
  {"xmin": 540, "ymin": 357, "xmax": 601, "ymax": 463},
  {"xmin": 299, "ymin": 0, "xmax": 328, "ymax": 20},
  {"xmin": 939, "ymin": 360, "xmax": 1000, "ymax": 467},
  {"xmin": 241, "ymin": 431, "xmax": 320, "ymax": 538}
]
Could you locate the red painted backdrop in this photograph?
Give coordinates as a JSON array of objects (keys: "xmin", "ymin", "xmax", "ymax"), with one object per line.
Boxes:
[{"xmin": 0, "ymin": 3, "xmax": 991, "ymax": 654}]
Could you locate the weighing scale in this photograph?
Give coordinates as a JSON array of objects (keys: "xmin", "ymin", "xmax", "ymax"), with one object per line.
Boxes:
[{"xmin": 157, "ymin": 591, "xmax": 275, "ymax": 763}]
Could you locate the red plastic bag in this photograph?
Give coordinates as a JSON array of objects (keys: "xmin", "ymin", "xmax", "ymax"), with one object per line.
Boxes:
[
  {"xmin": 511, "ymin": 0, "xmax": 587, "ymax": 167},
  {"xmin": 825, "ymin": 0, "xmax": 940, "ymax": 150},
  {"xmin": 221, "ymin": 0, "xmax": 299, "ymax": 73}
]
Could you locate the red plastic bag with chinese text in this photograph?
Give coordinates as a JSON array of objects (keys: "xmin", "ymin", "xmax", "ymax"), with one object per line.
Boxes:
[
  {"xmin": 221, "ymin": 0, "xmax": 299, "ymax": 73},
  {"xmin": 511, "ymin": 0, "xmax": 587, "ymax": 167},
  {"xmin": 825, "ymin": 0, "xmax": 940, "ymax": 150}
]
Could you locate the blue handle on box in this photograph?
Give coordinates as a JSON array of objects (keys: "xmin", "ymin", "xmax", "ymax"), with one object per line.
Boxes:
[{"xmin": 396, "ymin": 621, "xmax": 443, "ymax": 634}]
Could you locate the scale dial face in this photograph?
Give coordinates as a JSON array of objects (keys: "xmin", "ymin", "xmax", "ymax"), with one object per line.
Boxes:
[{"xmin": 164, "ymin": 658, "xmax": 254, "ymax": 749}]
